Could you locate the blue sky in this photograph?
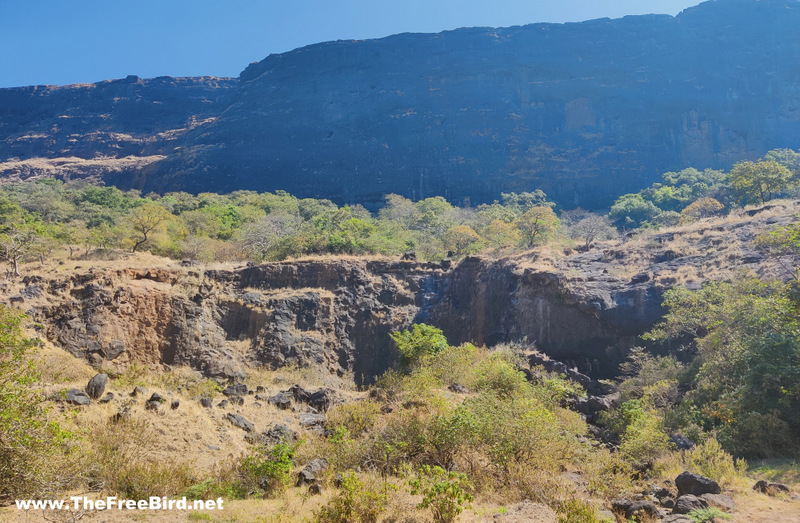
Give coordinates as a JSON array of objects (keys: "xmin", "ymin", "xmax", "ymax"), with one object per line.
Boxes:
[{"xmin": 0, "ymin": 0, "xmax": 700, "ymax": 88}]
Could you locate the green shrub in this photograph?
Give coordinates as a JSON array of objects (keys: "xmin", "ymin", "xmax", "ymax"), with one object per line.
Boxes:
[
  {"xmin": 408, "ymin": 465, "xmax": 473, "ymax": 523},
  {"xmin": 0, "ymin": 305, "xmax": 76, "ymax": 500},
  {"xmin": 327, "ymin": 400, "xmax": 381, "ymax": 436},
  {"xmin": 688, "ymin": 506, "xmax": 732, "ymax": 522},
  {"xmin": 238, "ymin": 442, "xmax": 297, "ymax": 496},
  {"xmin": 316, "ymin": 471, "xmax": 392, "ymax": 523},
  {"xmin": 556, "ymin": 499, "xmax": 606, "ymax": 523},
  {"xmin": 391, "ymin": 324, "xmax": 449, "ymax": 369},
  {"xmin": 683, "ymin": 437, "xmax": 747, "ymax": 486}
]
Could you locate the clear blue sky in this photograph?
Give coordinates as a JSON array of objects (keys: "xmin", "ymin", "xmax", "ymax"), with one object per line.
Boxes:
[{"xmin": 0, "ymin": 0, "xmax": 700, "ymax": 88}]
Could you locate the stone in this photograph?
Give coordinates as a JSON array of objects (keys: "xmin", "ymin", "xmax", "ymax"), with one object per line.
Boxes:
[
  {"xmin": 670, "ymin": 434, "xmax": 695, "ymax": 450},
  {"xmin": 673, "ymin": 495, "xmax": 709, "ymax": 515},
  {"xmin": 223, "ymin": 383, "xmax": 248, "ymax": 397},
  {"xmin": 199, "ymin": 397, "xmax": 212, "ymax": 408},
  {"xmin": 66, "ymin": 388, "xmax": 91, "ymax": 406},
  {"xmin": 700, "ymin": 493, "xmax": 735, "ymax": 512},
  {"xmin": 229, "ymin": 395, "xmax": 244, "ymax": 406},
  {"xmin": 289, "ymin": 384, "xmax": 312, "ymax": 403},
  {"xmin": 104, "ymin": 341, "xmax": 126, "ymax": 360},
  {"xmin": 217, "ymin": 400, "xmax": 229, "ymax": 408},
  {"xmin": 610, "ymin": 498, "xmax": 632, "ymax": 514},
  {"xmin": 753, "ymin": 480, "xmax": 791, "ymax": 496},
  {"xmin": 662, "ymin": 516, "xmax": 693, "ymax": 523},
  {"xmin": 170, "ymin": 400, "xmax": 180, "ymax": 410},
  {"xmin": 309, "ymin": 389, "xmax": 335, "ymax": 411},
  {"xmin": 147, "ymin": 393, "xmax": 164, "ymax": 404},
  {"xmin": 226, "ymin": 413, "xmax": 255, "ymax": 432},
  {"xmin": 308, "ymin": 483, "xmax": 322, "ymax": 495},
  {"xmin": 447, "ymin": 383, "xmax": 468, "ymax": 394},
  {"xmin": 625, "ymin": 500, "xmax": 660, "ymax": 520},
  {"xmin": 98, "ymin": 393, "xmax": 114, "ymax": 404},
  {"xmin": 131, "ymin": 386, "xmax": 148, "ymax": 397},
  {"xmin": 145, "ymin": 400, "xmax": 161, "ymax": 411},
  {"xmin": 85, "ymin": 373, "xmax": 108, "ymax": 399},
  {"xmin": 297, "ymin": 458, "xmax": 328, "ymax": 486},
  {"xmin": 675, "ymin": 471, "xmax": 721, "ymax": 496},
  {"xmin": 268, "ymin": 392, "xmax": 292, "ymax": 410},
  {"xmin": 299, "ymin": 413, "xmax": 326, "ymax": 427}
]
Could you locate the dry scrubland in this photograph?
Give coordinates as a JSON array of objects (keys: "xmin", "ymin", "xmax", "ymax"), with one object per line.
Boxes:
[{"xmin": 1, "ymin": 204, "xmax": 800, "ymax": 522}]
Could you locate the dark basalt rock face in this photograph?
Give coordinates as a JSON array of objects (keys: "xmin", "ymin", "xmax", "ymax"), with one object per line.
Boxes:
[{"xmin": 3, "ymin": 0, "xmax": 800, "ymax": 209}]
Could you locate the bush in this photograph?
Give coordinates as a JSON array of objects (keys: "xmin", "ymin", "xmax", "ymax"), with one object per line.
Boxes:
[
  {"xmin": 391, "ymin": 324, "xmax": 449, "ymax": 369},
  {"xmin": 0, "ymin": 305, "xmax": 75, "ymax": 500},
  {"xmin": 408, "ymin": 465, "xmax": 473, "ymax": 523},
  {"xmin": 326, "ymin": 400, "xmax": 381, "ymax": 436},
  {"xmin": 683, "ymin": 437, "xmax": 747, "ymax": 486},
  {"xmin": 316, "ymin": 471, "xmax": 392, "ymax": 523},
  {"xmin": 557, "ymin": 499, "xmax": 605, "ymax": 523},
  {"xmin": 237, "ymin": 443, "xmax": 297, "ymax": 496}
]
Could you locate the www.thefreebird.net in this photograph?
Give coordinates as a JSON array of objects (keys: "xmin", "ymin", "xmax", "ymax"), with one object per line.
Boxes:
[{"xmin": 15, "ymin": 496, "xmax": 224, "ymax": 511}]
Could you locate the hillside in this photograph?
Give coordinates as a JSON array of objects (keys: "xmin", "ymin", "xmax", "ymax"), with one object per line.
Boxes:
[{"xmin": 2, "ymin": 0, "xmax": 800, "ymax": 208}]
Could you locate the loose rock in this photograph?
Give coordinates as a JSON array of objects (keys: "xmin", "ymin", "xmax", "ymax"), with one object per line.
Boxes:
[
  {"xmin": 66, "ymin": 388, "xmax": 91, "ymax": 406},
  {"xmin": 675, "ymin": 471, "xmax": 721, "ymax": 496},
  {"xmin": 86, "ymin": 373, "xmax": 108, "ymax": 399}
]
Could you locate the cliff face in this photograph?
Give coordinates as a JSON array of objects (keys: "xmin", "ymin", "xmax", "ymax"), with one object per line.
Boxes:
[
  {"xmin": 2, "ymin": 0, "xmax": 800, "ymax": 208},
  {"xmin": 8, "ymin": 202, "xmax": 792, "ymax": 382}
]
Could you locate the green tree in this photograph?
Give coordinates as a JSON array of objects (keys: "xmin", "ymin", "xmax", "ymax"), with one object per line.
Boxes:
[
  {"xmin": 443, "ymin": 225, "xmax": 481, "ymax": 256},
  {"xmin": 608, "ymin": 193, "xmax": 660, "ymax": 229},
  {"xmin": 728, "ymin": 160, "xmax": 794, "ymax": 205},
  {"xmin": 515, "ymin": 206, "xmax": 560, "ymax": 247},
  {"xmin": 128, "ymin": 203, "xmax": 172, "ymax": 252}
]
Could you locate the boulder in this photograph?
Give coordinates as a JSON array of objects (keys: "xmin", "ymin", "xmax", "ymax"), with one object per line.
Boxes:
[
  {"xmin": 289, "ymin": 384, "xmax": 312, "ymax": 403},
  {"xmin": 673, "ymin": 495, "xmax": 709, "ymax": 515},
  {"xmin": 753, "ymin": 480, "xmax": 790, "ymax": 496},
  {"xmin": 269, "ymin": 392, "xmax": 292, "ymax": 410},
  {"xmin": 309, "ymin": 389, "xmax": 335, "ymax": 411},
  {"xmin": 226, "ymin": 413, "xmax": 255, "ymax": 432},
  {"xmin": 675, "ymin": 471, "xmax": 721, "ymax": 496},
  {"xmin": 66, "ymin": 388, "xmax": 91, "ymax": 406},
  {"xmin": 85, "ymin": 373, "xmax": 108, "ymax": 399},
  {"xmin": 199, "ymin": 397, "xmax": 212, "ymax": 408}
]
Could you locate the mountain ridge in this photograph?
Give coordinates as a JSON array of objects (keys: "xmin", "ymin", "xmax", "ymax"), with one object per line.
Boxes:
[{"xmin": 2, "ymin": 0, "xmax": 800, "ymax": 208}]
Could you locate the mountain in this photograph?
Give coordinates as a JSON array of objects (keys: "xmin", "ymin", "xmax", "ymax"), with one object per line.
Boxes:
[{"xmin": 2, "ymin": 0, "xmax": 800, "ymax": 208}]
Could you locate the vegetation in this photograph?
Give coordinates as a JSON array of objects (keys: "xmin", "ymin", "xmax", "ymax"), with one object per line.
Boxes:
[{"xmin": 0, "ymin": 306, "xmax": 74, "ymax": 500}]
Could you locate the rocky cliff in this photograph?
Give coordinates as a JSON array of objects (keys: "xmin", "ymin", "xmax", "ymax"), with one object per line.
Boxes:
[
  {"xmin": 2, "ymin": 0, "xmax": 800, "ymax": 208},
  {"xmin": 5, "ymin": 201, "xmax": 792, "ymax": 383}
]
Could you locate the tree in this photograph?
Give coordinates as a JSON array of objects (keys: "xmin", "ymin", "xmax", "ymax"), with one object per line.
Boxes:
[
  {"xmin": 0, "ymin": 220, "xmax": 42, "ymax": 277},
  {"xmin": 728, "ymin": 160, "xmax": 794, "ymax": 205},
  {"xmin": 567, "ymin": 213, "xmax": 617, "ymax": 248},
  {"xmin": 128, "ymin": 203, "xmax": 172, "ymax": 252},
  {"xmin": 240, "ymin": 214, "xmax": 302, "ymax": 261},
  {"xmin": 443, "ymin": 225, "xmax": 481, "ymax": 256},
  {"xmin": 608, "ymin": 194, "xmax": 660, "ymax": 229},
  {"xmin": 515, "ymin": 206, "xmax": 560, "ymax": 247}
]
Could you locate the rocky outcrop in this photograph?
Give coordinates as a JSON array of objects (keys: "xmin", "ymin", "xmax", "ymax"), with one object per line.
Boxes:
[
  {"xmin": 3, "ymin": 1, "xmax": 800, "ymax": 209},
  {"xmin": 9, "ymin": 204, "xmax": 790, "ymax": 382}
]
